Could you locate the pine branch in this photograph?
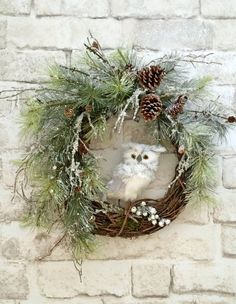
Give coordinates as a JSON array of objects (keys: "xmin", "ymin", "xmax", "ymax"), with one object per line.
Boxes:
[{"xmin": 59, "ymin": 65, "xmax": 90, "ymax": 76}]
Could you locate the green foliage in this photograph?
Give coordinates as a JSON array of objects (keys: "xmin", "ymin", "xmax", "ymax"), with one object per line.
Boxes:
[
  {"xmin": 14, "ymin": 37, "xmax": 235, "ymax": 258},
  {"xmin": 20, "ymin": 100, "xmax": 44, "ymax": 137}
]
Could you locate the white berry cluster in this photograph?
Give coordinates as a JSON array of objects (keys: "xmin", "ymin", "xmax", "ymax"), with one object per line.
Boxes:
[{"xmin": 131, "ymin": 201, "xmax": 171, "ymax": 227}]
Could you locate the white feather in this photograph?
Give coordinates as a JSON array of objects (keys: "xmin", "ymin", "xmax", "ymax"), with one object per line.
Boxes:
[{"xmin": 106, "ymin": 142, "xmax": 166, "ymax": 204}]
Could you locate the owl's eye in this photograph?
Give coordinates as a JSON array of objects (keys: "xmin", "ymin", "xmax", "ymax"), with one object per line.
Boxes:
[
  {"xmin": 143, "ymin": 154, "xmax": 149, "ymax": 160},
  {"xmin": 131, "ymin": 154, "xmax": 136, "ymax": 159}
]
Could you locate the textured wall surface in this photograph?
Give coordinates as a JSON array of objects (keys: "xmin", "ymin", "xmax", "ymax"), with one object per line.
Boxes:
[{"xmin": 0, "ymin": 1, "xmax": 236, "ymax": 303}]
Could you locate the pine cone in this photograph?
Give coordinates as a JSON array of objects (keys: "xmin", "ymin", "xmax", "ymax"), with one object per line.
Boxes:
[
  {"xmin": 125, "ymin": 63, "xmax": 134, "ymax": 72},
  {"xmin": 74, "ymin": 186, "xmax": 81, "ymax": 193},
  {"xmin": 64, "ymin": 107, "xmax": 74, "ymax": 119},
  {"xmin": 166, "ymin": 95, "xmax": 188, "ymax": 118},
  {"xmin": 140, "ymin": 94, "xmax": 163, "ymax": 121},
  {"xmin": 137, "ymin": 65, "xmax": 165, "ymax": 90},
  {"xmin": 91, "ymin": 40, "xmax": 100, "ymax": 50},
  {"xmin": 227, "ymin": 115, "xmax": 236, "ymax": 123},
  {"xmin": 85, "ymin": 104, "xmax": 93, "ymax": 113}
]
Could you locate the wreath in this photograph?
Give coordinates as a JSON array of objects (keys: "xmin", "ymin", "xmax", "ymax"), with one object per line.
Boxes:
[{"xmin": 10, "ymin": 37, "xmax": 235, "ymax": 260}]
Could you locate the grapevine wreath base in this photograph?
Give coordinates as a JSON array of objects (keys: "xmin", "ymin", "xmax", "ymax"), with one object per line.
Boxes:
[
  {"xmin": 93, "ymin": 146, "xmax": 186, "ymax": 237},
  {"xmin": 93, "ymin": 183, "xmax": 186, "ymax": 238},
  {"xmin": 5, "ymin": 36, "xmax": 236, "ymax": 258}
]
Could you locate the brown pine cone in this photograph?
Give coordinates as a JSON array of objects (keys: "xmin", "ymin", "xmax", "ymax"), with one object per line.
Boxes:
[
  {"xmin": 166, "ymin": 95, "xmax": 188, "ymax": 118},
  {"xmin": 64, "ymin": 107, "xmax": 74, "ymax": 119},
  {"xmin": 140, "ymin": 94, "xmax": 163, "ymax": 121},
  {"xmin": 137, "ymin": 65, "xmax": 165, "ymax": 90},
  {"xmin": 227, "ymin": 116, "xmax": 236, "ymax": 123},
  {"xmin": 85, "ymin": 104, "xmax": 93, "ymax": 113}
]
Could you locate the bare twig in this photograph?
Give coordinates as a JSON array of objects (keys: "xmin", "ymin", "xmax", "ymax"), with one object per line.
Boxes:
[
  {"xmin": 59, "ymin": 65, "xmax": 90, "ymax": 76},
  {"xmin": 185, "ymin": 109, "xmax": 229, "ymax": 120},
  {"xmin": 36, "ymin": 233, "xmax": 67, "ymax": 261},
  {"xmin": 117, "ymin": 203, "xmax": 132, "ymax": 236}
]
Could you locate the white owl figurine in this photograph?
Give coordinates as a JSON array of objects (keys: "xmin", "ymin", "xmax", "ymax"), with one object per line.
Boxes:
[{"xmin": 106, "ymin": 142, "xmax": 166, "ymax": 205}]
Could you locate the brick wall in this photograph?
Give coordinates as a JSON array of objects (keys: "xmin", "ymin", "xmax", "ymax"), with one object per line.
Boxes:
[{"xmin": 0, "ymin": 1, "xmax": 236, "ymax": 303}]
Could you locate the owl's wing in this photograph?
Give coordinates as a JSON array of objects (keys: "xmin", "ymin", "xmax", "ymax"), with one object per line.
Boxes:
[{"xmin": 106, "ymin": 176, "xmax": 126, "ymax": 200}]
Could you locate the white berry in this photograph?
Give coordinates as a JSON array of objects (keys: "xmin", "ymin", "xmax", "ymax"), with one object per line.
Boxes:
[
  {"xmin": 159, "ymin": 220, "xmax": 164, "ymax": 227},
  {"xmin": 165, "ymin": 219, "xmax": 171, "ymax": 225},
  {"xmin": 149, "ymin": 207, "xmax": 157, "ymax": 214},
  {"xmin": 155, "ymin": 214, "xmax": 159, "ymax": 219},
  {"xmin": 151, "ymin": 219, "xmax": 157, "ymax": 225},
  {"xmin": 141, "ymin": 201, "xmax": 146, "ymax": 206},
  {"xmin": 136, "ymin": 210, "xmax": 141, "ymax": 216},
  {"xmin": 131, "ymin": 207, "xmax": 137, "ymax": 213},
  {"xmin": 143, "ymin": 212, "xmax": 148, "ymax": 217}
]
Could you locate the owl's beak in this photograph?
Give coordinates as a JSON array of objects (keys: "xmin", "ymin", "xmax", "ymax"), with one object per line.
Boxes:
[{"xmin": 137, "ymin": 154, "xmax": 142, "ymax": 162}]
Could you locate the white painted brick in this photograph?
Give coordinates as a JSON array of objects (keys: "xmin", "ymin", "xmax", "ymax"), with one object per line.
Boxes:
[
  {"xmin": 102, "ymin": 294, "xmax": 236, "ymax": 304},
  {"xmin": 62, "ymin": 0, "xmax": 109, "ymax": 17},
  {"xmin": 0, "ymin": 18, "xmax": 6, "ymax": 49},
  {"xmin": 0, "ymin": 0, "xmax": 31, "ymax": 15},
  {"xmin": 34, "ymin": 0, "xmax": 61, "ymax": 15},
  {"xmin": 111, "ymin": 0, "xmax": 199, "ymax": 18},
  {"xmin": 211, "ymin": 85, "xmax": 236, "ymax": 107},
  {"xmin": 1, "ymin": 150, "xmax": 24, "ymax": 187},
  {"xmin": 124, "ymin": 19, "xmax": 213, "ymax": 50},
  {"xmin": 176, "ymin": 204, "xmax": 209, "ymax": 225},
  {"xmin": 223, "ymin": 130, "xmax": 236, "ymax": 153},
  {"xmin": 214, "ymin": 188, "xmax": 236, "ymax": 222},
  {"xmin": 212, "ymin": 20, "xmax": 236, "ymax": 51},
  {"xmin": 0, "ymin": 117, "xmax": 21, "ymax": 151},
  {"xmin": 0, "ymin": 222, "xmax": 69, "ymax": 261},
  {"xmin": 35, "ymin": 0, "xmax": 109, "ymax": 17},
  {"xmin": 0, "ymin": 50, "xmax": 66, "ymax": 82},
  {"xmin": 222, "ymin": 156, "xmax": 236, "ymax": 188},
  {"xmin": 7, "ymin": 16, "xmax": 74, "ymax": 49},
  {"xmin": 202, "ymin": 0, "xmax": 236, "ymax": 18},
  {"xmin": 89, "ymin": 224, "xmax": 218, "ymax": 260},
  {"xmin": 0, "ymin": 122, "xmax": 9, "ymax": 150},
  {"xmin": 1, "ymin": 238, "xmax": 21, "ymax": 261},
  {"xmin": 41, "ymin": 298, "xmax": 103, "ymax": 304},
  {"xmin": 132, "ymin": 262, "xmax": 171, "ymax": 297},
  {"xmin": 0, "ymin": 83, "xmax": 39, "ymax": 147},
  {"xmin": 0, "ymin": 186, "xmax": 25, "ymax": 223},
  {"xmin": 222, "ymin": 225, "xmax": 236, "ymax": 256},
  {"xmin": 181, "ymin": 295, "xmax": 236, "ymax": 304},
  {"xmin": 188, "ymin": 51, "xmax": 236, "ymax": 85},
  {"xmin": 0, "ymin": 262, "xmax": 29, "ymax": 299},
  {"xmin": 173, "ymin": 262, "xmax": 236, "ymax": 294},
  {"xmin": 38, "ymin": 261, "xmax": 130, "ymax": 297},
  {"xmin": 216, "ymin": 131, "xmax": 236, "ymax": 155},
  {"xmin": 103, "ymin": 298, "xmax": 167, "ymax": 304},
  {"xmin": 7, "ymin": 17, "xmax": 124, "ymax": 50}
]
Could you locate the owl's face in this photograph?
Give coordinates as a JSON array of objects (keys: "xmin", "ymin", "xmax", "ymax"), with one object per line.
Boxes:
[{"xmin": 123, "ymin": 143, "xmax": 166, "ymax": 169}]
